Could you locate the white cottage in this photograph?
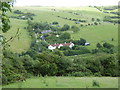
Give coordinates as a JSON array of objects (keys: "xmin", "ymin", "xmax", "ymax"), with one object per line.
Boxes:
[{"xmin": 48, "ymin": 42, "xmax": 74, "ymax": 51}]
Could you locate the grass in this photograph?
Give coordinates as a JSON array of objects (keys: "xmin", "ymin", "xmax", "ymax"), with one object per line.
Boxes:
[
  {"xmin": 3, "ymin": 18, "xmax": 31, "ymax": 53},
  {"xmin": 2, "ymin": 77, "xmax": 118, "ymax": 88},
  {"xmin": 3, "ymin": 6, "xmax": 118, "ymax": 52},
  {"xmin": 70, "ymin": 23, "xmax": 118, "ymax": 49}
]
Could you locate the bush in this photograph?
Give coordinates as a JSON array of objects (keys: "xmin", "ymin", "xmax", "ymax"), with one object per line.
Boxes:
[
  {"xmin": 70, "ymin": 72, "xmax": 85, "ymax": 77},
  {"xmin": 60, "ymin": 46, "xmax": 70, "ymax": 50},
  {"xmin": 61, "ymin": 24, "xmax": 70, "ymax": 31},
  {"xmin": 92, "ymin": 80, "xmax": 100, "ymax": 87},
  {"xmin": 14, "ymin": 10, "xmax": 24, "ymax": 14},
  {"xmin": 96, "ymin": 43, "xmax": 102, "ymax": 48},
  {"xmin": 60, "ymin": 32, "xmax": 71, "ymax": 40},
  {"xmin": 71, "ymin": 25, "xmax": 80, "ymax": 32},
  {"xmin": 79, "ymin": 38, "xmax": 86, "ymax": 46},
  {"xmin": 103, "ymin": 42, "xmax": 114, "ymax": 49},
  {"xmin": 52, "ymin": 21, "xmax": 59, "ymax": 25},
  {"xmin": 63, "ymin": 47, "xmax": 90, "ymax": 56},
  {"xmin": 94, "ymin": 22, "xmax": 98, "ymax": 25}
]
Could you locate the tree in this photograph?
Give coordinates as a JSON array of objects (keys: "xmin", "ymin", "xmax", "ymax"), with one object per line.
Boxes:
[
  {"xmin": 61, "ymin": 24, "xmax": 70, "ymax": 31},
  {"xmin": 111, "ymin": 38, "xmax": 114, "ymax": 41},
  {"xmin": 103, "ymin": 42, "xmax": 114, "ymax": 49},
  {"xmin": 60, "ymin": 32, "xmax": 71, "ymax": 40},
  {"xmin": 97, "ymin": 18, "xmax": 100, "ymax": 22},
  {"xmin": 94, "ymin": 22, "xmax": 98, "ymax": 25},
  {"xmin": 1, "ymin": 1, "xmax": 12, "ymax": 33},
  {"xmin": 92, "ymin": 18, "xmax": 95, "ymax": 21},
  {"xmin": 71, "ymin": 25, "xmax": 80, "ymax": 32},
  {"xmin": 96, "ymin": 43, "xmax": 102, "ymax": 48},
  {"xmin": 52, "ymin": 21, "xmax": 59, "ymax": 25},
  {"xmin": 79, "ymin": 38, "xmax": 86, "ymax": 46}
]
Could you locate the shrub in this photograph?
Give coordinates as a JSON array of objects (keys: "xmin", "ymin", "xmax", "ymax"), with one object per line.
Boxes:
[
  {"xmin": 70, "ymin": 72, "xmax": 85, "ymax": 77},
  {"xmin": 79, "ymin": 38, "xmax": 86, "ymax": 46},
  {"xmin": 71, "ymin": 25, "xmax": 80, "ymax": 32},
  {"xmin": 103, "ymin": 42, "xmax": 114, "ymax": 49},
  {"xmin": 14, "ymin": 10, "xmax": 24, "ymax": 14},
  {"xmin": 96, "ymin": 43, "xmax": 102, "ymax": 48},
  {"xmin": 61, "ymin": 24, "xmax": 70, "ymax": 31},
  {"xmin": 52, "ymin": 21, "xmax": 59, "ymax": 25},
  {"xmin": 92, "ymin": 80, "xmax": 100, "ymax": 87},
  {"xmin": 92, "ymin": 18, "xmax": 95, "ymax": 21},
  {"xmin": 60, "ymin": 32, "xmax": 71, "ymax": 40},
  {"xmin": 94, "ymin": 22, "xmax": 98, "ymax": 25}
]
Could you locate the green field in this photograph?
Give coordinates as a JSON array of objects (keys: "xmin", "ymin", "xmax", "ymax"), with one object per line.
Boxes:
[
  {"xmin": 1, "ymin": 6, "xmax": 119, "ymax": 88},
  {"xmin": 3, "ymin": 18, "xmax": 31, "ymax": 53},
  {"xmin": 70, "ymin": 23, "xmax": 118, "ymax": 49},
  {"xmin": 2, "ymin": 77, "xmax": 118, "ymax": 88},
  {"xmin": 4, "ymin": 6, "xmax": 117, "ymax": 52}
]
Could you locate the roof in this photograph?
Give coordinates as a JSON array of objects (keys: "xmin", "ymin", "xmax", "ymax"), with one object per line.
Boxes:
[
  {"xmin": 41, "ymin": 30, "xmax": 52, "ymax": 34},
  {"xmin": 49, "ymin": 43, "xmax": 73, "ymax": 47}
]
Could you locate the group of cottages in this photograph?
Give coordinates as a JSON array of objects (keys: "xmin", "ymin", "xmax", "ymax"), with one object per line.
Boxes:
[{"xmin": 48, "ymin": 42, "xmax": 74, "ymax": 51}]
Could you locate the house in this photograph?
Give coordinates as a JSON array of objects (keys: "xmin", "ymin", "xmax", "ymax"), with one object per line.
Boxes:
[
  {"xmin": 75, "ymin": 21, "xmax": 80, "ymax": 24},
  {"xmin": 56, "ymin": 35, "xmax": 59, "ymax": 37},
  {"xmin": 40, "ymin": 35, "xmax": 45, "ymax": 40},
  {"xmin": 85, "ymin": 42, "xmax": 90, "ymax": 46},
  {"xmin": 48, "ymin": 42, "xmax": 74, "ymax": 51},
  {"xmin": 41, "ymin": 30, "xmax": 52, "ymax": 34}
]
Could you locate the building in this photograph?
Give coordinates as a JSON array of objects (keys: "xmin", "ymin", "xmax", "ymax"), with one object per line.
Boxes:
[
  {"xmin": 48, "ymin": 42, "xmax": 74, "ymax": 51},
  {"xmin": 40, "ymin": 35, "xmax": 45, "ymax": 40},
  {"xmin": 85, "ymin": 42, "xmax": 90, "ymax": 46},
  {"xmin": 41, "ymin": 30, "xmax": 52, "ymax": 34}
]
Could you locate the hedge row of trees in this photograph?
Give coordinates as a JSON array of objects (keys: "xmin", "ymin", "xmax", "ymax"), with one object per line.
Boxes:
[
  {"xmin": 103, "ymin": 16, "xmax": 120, "ymax": 24},
  {"xmin": 2, "ymin": 48, "xmax": 119, "ymax": 84},
  {"xmin": 11, "ymin": 10, "xmax": 35, "ymax": 20},
  {"xmin": 57, "ymin": 15, "xmax": 86, "ymax": 23}
]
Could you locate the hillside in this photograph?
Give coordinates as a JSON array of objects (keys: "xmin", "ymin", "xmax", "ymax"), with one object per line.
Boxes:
[
  {"xmin": 2, "ymin": 5, "xmax": 119, "ymax": 88},
  {"xmin": 4, "ymin": 6, "xmax": 118, "ymax": 52}
]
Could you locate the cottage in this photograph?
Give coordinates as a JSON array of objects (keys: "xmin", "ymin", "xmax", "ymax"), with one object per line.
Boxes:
[
  {"xmin": 75, "ymin": 21, "xmax": 80, "ymax": 24},
  {"xmin": 41, "ymin": 30, "xmax": 52, "ymax": 34},
  {"xmin": 48, "ymin": 42, "xmax": 74, "ymax": 51},
  {"xmin": 40, "ymin": 35, "xmax": 45, "ymax": 40},
  {"xmin": 56, "ymin": 35, "xmax": 59, "ymax": 37},
  {"xmin": 21, "ymin": 16, "xmax": 26, "ymax": 19}
]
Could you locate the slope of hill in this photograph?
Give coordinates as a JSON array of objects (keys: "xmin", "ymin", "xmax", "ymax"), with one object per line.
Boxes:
[{"xmin": 4, "ymin": 6, "xmax": 118, "ymax": 52}]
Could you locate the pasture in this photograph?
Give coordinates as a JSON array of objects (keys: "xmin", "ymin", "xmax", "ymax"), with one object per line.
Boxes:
[
  {"xmin": 3, "ymin": 18, "xmax": 31, "ymax": 53},
  {"xmin": 4, "ymin": 6, "xmax": 118, "ymax": 52},
  {"xmin": 2, "ymin": 77, "xmax": 118, "ymax": 88},
  {"xmin": 70, "ymin": 23, "xmax": 118, "ymax": 49}
]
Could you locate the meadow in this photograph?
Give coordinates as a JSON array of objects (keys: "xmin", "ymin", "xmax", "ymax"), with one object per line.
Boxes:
[
  {"xmin": 3, "ymin": 18, "xmax": 31, "ymax": 53},
  {"xmin": 4, "ymin": 6, "xmax": 118, "ymax": 53},
  {"xmin": 1, "ymin": 6, "xmax": 119, "ymax": 88},
  {"xmin": 2, "ymin": 77, "xmax": 118, "ymax": 88}
]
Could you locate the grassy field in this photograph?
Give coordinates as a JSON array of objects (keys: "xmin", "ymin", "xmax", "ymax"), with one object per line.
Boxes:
[
  {"xmin": 2, "ymin": 77, "xmax": 118, "ymax": 88},
  {"xmin": 3, "ymin": 6, "xmax": 118, "ymax": 52},
  {"xmin": 70, "ymin": 23, "xmax": 118, "ymax": 49},
  {"xmin": 3, "ymin": 18, "xmax": 31, "ymax": 53}
]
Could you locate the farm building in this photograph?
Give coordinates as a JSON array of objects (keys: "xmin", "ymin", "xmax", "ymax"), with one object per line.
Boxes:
[
  {"xmin": 41, "ymin": 30, "xmax": 52, "ymax": 34},
  {"xmin": 48, "ymin": 42, "xmax": 74, "ymax": 51},
  {"xmin": 75, "ymin": 21, "xmax": 80, "ymax": 24},
  {"xmin": 85, "ymin": 42, "xmax": 90, "ymax": 46},
  {"xmin": 40, "ymin": 35, "xmax": 45, "ymax": 40}
]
